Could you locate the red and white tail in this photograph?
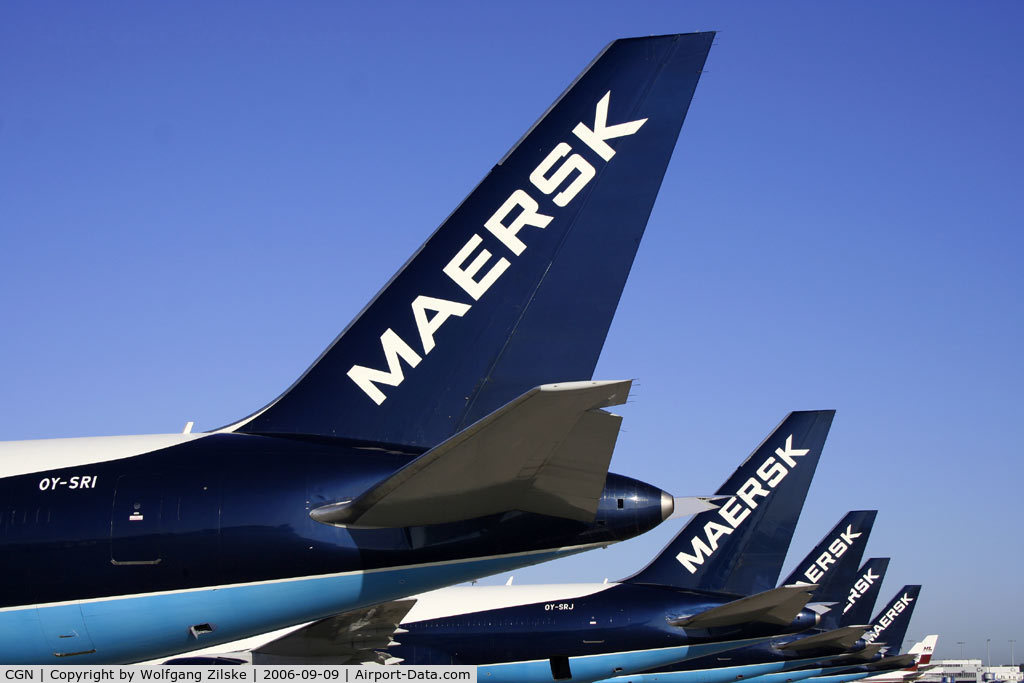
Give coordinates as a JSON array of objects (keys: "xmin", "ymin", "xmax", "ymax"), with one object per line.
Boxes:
[{"xmin": 907, "ymin": 635, "xmax": 939, "ymax": 669}]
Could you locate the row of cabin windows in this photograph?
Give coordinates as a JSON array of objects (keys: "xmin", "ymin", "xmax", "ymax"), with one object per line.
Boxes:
[
  {"xmin": 3, "ymin": 506, "xmax": 53, "ymax": 529},
  {"xmin": 0, "ymin": 495, "xmax": 206, "ymax": 535},
  {"xmin": 422, "ymin": 616, "xmax": 562, "ymax": 628},
  {"xmin": 1, "ymin": 489, "xmax": 217, "ymax": 530}
]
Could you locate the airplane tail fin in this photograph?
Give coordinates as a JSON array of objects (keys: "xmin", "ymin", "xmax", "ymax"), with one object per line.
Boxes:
[
  {"xmin": 908, "ymin": 635, "xmax": 939, "ymax": 665},
  {"xmin": 781, "ymin": 510, "xmax": 876, "ymax": 602},
  {"xmin": 863, "ymin": 585, "xmax": 922, "ymax": 653},
  {"xmin": 837, "ymin": 557, "xmax": 890, "ymax": 629},
  {"xmin": 224, "ymin": 33, "xmax": 714, "ymax": 447},
  {"xmin": 622, "ymin": 410, "xmax": 834, "ymax": 594}
]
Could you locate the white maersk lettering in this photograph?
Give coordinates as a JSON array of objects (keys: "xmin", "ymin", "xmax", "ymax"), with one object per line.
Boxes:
[
  {"xmin": 529, "ymin": 142, "xmax": 595, "ymax": 207},
  {"xmin": 411, "ymin": 296, "xmax": 471, "ymax": 354},
  {"xmin": 443, "ymin": 234, "xmax": 509, "ymax": 301},
  {"xmin": 572, "ymin": 91, "xmax": 648, "ymax": 161},
  {"xmin": 346, "ymin": 329, "xmax": 423, "ymax": 406},
  {"xmin": 842, "ymin": 567, "xmax": 881, "ymax": 614},
  {"xmin": 348, "ymin": 91, "xmax": 647, "ymax": 403},
  {"xmin": 863, "ymin": 593, "xmax": 914, "ymax": 642},
  {"xmin": 799, "ymin": 524, "xmax": 863, "ymax": 583},
  {"xmin": 483, "ymin": 190, "xmax": 553, "ymax": 257},
  {"xmin": 675, "ymin": 435, "xmax": 809, "ymax": 573}
]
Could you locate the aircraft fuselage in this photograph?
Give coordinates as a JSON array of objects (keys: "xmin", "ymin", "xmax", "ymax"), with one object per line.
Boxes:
[
  {"xmin": 0, "ymin": 432, "xmax": 667, "ymax": 663},
  {"xmin": 389, "ymin": 583, "xmax": 820, "ymax": 678}
]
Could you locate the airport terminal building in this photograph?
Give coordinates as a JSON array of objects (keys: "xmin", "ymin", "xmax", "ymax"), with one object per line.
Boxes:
[{"xmin": 918, "ymin": 660, "xmax": 1024, "ymax": 683}]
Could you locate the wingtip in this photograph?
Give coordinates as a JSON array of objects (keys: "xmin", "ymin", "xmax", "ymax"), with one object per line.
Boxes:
[{"xmin": 537, "ymin": 379, "xmax": 633, "ymax": 407}]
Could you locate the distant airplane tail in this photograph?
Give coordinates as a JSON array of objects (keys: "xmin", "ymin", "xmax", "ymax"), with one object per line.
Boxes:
[
  {"xmin": 780, "ymin": 510, "xmax": 877, "ymax": 601},
  {"xmin": 836, "ymin": 557, "xmax": 890, "ymax": 629},
  {"xmin": 863, "ymin": 585, "xmax": 922, "ymax": 653},
  {"xmin": 907, "ymin": 635, "xmax": 939, "ymax": 666},
  {"xmin": 222, "ymin": 33, "xmax": 715, "ymax": 447},
  {"xmin": 622, "ymin": 410, "xmax": 834, "ymax": 594}
]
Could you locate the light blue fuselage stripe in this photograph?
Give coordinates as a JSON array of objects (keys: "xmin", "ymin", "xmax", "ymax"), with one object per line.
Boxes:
[
  {"xmin": 0, "ymin": 547, "xmax": 584, "ymax": 664},
  {"xmin": 801, "ymin": 673, "xmax": 876, "ymax": 683},
  {"xmin": 737, "ymin": 666, "xmax": 832, "ymax": 683},
  {"xmin": 741, "ymin": 664, "xmax": 878, "ymax": 683},
  {"xmin": 477, "ymin": 637, "xmax": 777, "ymax": 683},
  {"xmin": 589, "ymin": 654, "xmax": 842, "ymax": 683}
]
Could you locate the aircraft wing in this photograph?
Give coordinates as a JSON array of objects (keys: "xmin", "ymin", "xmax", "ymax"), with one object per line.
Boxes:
[
  {"xmin": 251, "ymin": 600, "xmax": 417, "ymax": 665},
  {"xmin": 669, "ymin": 584, "xmax": 817, "ymax": 629},
  {"xmin": 311, "ymin": 380, "xmax": 633, "ymax": 528},
  {"xmin": 779, "ymin": 624, "xmax": 870, "ymax": 652}
]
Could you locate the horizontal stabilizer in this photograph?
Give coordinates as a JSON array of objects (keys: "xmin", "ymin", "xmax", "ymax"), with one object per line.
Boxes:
[
  {"xmin": 805, "ymin": 602, "xmax": 838, "ymax": 615},
  {"xmin": 668, "ymin": 496, "xmax": 724, "ymax": 518},
  {"xmin": 252, "ymin": 600, "xmax": 417, "ymax": 664},
  {"xmin": 864, "ymin": 654, "xmax": 917, "ymax": 672},
  {"xmin": 311, "ymin": 381, "xmax": 631, "ymax": 527},
  {"xmin": 670, "ymin": 584, "xmax": 816, "ymax": 629},
  {"xmin": 843, "ymin": 643, "xmax": 886, "ymax": 663},
  {"xmin": 779, "ymin": 625, "xmax": 870, "ymax": 653}
]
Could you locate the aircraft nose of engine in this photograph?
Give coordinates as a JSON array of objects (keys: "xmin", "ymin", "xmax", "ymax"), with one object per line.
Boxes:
[
  {"xmin": 599, "ymin": 473, "xmax": 675, "ymax": 539},
  {"xmin": 660, "ymin": 491, "xmax": 675, "ymax": 521},
  {"xmin": 794, "ymin": 607, "xmax": 821, "ymax": 631}
]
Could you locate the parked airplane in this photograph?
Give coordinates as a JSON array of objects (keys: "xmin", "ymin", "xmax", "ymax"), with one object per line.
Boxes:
[
  {"xmin": 796, "ymin": 635, "xmax": 938, "ymax": 683},
  {"xmin": 738, "ymin": 586, "xmax": 924, "ymax": 683},
  {"xmin": 849, "ymin": 636, "xmax": 939, "ymax": 683},
  {"xmin": 589, "ymin": 511, "xmax": 878, "ymax": 683},
  {"xmin": 0, "ymin": 33, "xmax": 716, "ymax": 664},
  {"xmin": 166, "ymin": 410, "xmax": 835, "ymax": 680}
]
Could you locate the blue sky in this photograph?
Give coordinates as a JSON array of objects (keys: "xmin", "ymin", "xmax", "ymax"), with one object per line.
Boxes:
[{"xmin": 2, "ymin": 1, "xmax": 1022, "ymax": 663}]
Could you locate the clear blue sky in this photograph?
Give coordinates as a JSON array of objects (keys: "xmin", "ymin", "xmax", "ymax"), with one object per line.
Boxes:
[{"xmin": 2, "ymin": 1, "xmax": 1021, "ymax": 664}]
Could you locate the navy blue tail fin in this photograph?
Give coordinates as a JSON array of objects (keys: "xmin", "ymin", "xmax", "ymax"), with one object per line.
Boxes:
[
  {"xmin": 781, "ymin": 510, "xmax": 877, "ymax": 602},
  {"xmin": 227, "ymin": 33, "xmax": 714, "ymax": 446},
  {"xmin": 837, "ymin": 557, "xmax": 890, "ymax": 629},
  {"xmin": 622, "ymin": 410, "xmax": 834, "ymax": 595},
  {"xmin": 864, "ymin": 585, "xmax": 921, "ymax": 653}
]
